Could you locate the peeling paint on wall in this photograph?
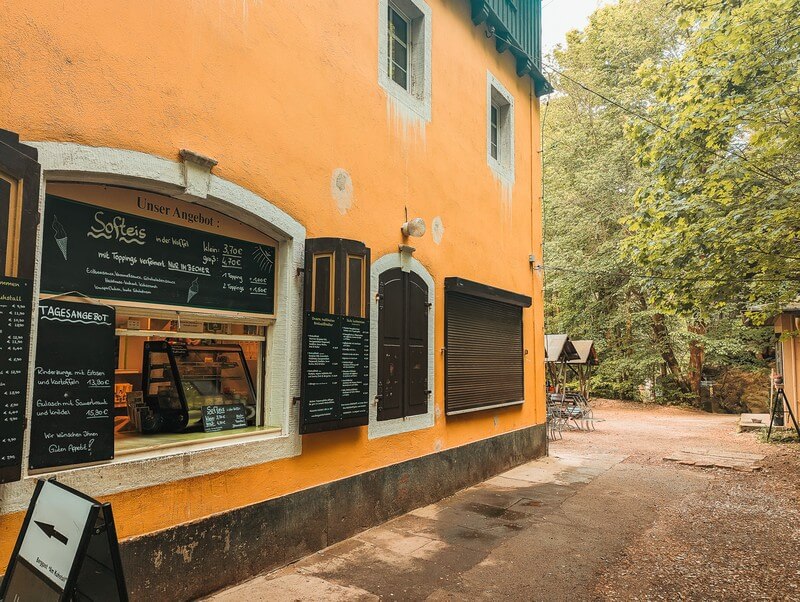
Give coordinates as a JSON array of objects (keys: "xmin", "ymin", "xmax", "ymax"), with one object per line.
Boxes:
[
  {"xmin": 386, "ymin": 95, "xmax": 427, "ymax": 147},
  {"xmin": 431, "ymin": 216, "xmax": 444, "ymax": 245},
  {"xmin": 331, "ymin": 168, "xmax": 353, "ymax": 215},
  {"xmin": 496, "ymin": 177, "xmax": 514, "ymax": 219}
]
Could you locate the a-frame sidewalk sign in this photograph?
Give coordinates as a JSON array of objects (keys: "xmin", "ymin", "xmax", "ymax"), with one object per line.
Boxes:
[{"xmin": 0, "ymin": 478, "xmax": 128, "ymax": 601}]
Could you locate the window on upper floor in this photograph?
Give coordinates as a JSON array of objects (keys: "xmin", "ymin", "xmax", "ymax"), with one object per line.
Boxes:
[
  {"xmin": 379, "ymin": 0, "xmax": 432, "ymax": 122},
  {"xmin": 388, "ymin": 6, "xmax": 410, "ymax": 89},
  {"xmin": 487, "ymin": 72, "xmax": 515, "ymax": 183},
  {"xmin": 490, "ymin": 103, "xmax": 500, "ymax": 160}
]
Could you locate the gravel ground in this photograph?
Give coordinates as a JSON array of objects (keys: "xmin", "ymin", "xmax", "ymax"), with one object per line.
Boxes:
[
  {"xmin": 564, "ymin": 399, "xmax": 800, "ymax": 601},
  {"xmin": 207, "ymin": 399, "xmax": 800, "ymax": 601}
]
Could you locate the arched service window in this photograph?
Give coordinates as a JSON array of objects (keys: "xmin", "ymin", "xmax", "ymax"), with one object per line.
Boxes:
[
  {"xmin": 30, "ymin": 182, "xmax": 280, "ymax": 471},
  {"xmin": 377, "ymin": 268, "xmax": 429, "ymax": 421}
]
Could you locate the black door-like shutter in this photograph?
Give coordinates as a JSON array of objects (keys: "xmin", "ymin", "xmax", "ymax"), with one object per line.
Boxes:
[
  {"xmin": 377, "ymin": 269, "xmax": 404, "ymax": 421},
  {"xmin": 444, "ymin": 278, "xmax": 531, "ymax": 415},
  {"xmin": 377, "ymin": 269, "xmax": 429, "ymax": 420},
  {"xmin": 405, "ymin": 272, "xmax": 429, "ymax": 416}
]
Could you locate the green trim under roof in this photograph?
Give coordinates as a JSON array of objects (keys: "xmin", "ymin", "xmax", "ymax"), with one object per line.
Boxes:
[{"xmin": 470, "ymin": 0, "xmax": 553, "ymax": 96}]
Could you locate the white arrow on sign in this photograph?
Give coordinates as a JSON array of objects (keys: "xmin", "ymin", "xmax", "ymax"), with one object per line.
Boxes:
[{"xmin": 17, "ymin": 481, "xmax": 94, "ymax": 591}]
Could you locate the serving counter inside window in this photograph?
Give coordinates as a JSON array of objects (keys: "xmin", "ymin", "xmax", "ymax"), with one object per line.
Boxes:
[{"xmin": 113, "ymin": 309, "xmax": 272, "ymax": 454}]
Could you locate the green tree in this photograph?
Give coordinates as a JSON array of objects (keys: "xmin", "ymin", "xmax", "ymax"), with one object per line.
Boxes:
[
  {"xmin": 624, "ymin": 0, "xmax": 800, "ymax": 317},
  {"xmin": 544, "ymin": 0, "xmax": 775, "ymax": 405},
  {"xmin": 544, "ymin": 0, "xmax": 691, "ymax": 400}
]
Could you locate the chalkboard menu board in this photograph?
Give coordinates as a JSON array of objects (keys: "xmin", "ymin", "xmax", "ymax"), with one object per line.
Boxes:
[
  {"xmin": 201, "ymin": 404, "xmax": 248, "ymax": 433},
  {"xmin": 41, "ymin": 195, "xmax": 276, "ymax": 315},
  {"xmin": 0, "ymin": 277, "xmax": 33, "ymax": 483},
  {"xmin": 30, "ymin": 300, "xmax": 115, "ymax": 470},
  {"xmin": 301, "ymin": 312, "xmax": 369, "ymax": 434}
]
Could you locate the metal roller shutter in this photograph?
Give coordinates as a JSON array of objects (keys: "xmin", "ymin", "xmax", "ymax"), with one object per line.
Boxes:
[{"xmin": 445, "ymin": 291, "xmax": 524, "ymax": 414}]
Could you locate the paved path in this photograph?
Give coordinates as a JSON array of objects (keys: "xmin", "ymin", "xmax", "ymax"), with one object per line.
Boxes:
[{"xmin": 205, "ymin": 401, "xmax": 800, "ymax": 601}]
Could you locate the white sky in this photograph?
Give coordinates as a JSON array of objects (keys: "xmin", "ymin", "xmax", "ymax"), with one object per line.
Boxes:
[{"xmin": 541, "ymin": 0, "xmax": 613, "ymax": 54}]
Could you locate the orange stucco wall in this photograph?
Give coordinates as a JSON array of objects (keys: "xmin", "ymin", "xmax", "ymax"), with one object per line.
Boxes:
[{"xmin": 0, "ymin": 0, "xmax": 544, "ymax": 563}]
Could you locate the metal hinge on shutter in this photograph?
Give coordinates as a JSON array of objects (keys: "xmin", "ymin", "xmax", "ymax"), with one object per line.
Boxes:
[{"xmin": 376, "ymin": 282, "xmax": 384, "ymax": 309}]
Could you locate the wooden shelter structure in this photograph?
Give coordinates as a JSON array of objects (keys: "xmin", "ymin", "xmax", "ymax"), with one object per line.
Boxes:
[
  {"xmin": 545, "ymin": 334, "xmax": 579, "ymax": 393},
  {"xmin": 566, "ymin": 340, "xmax": 598, "ymax": 399}
]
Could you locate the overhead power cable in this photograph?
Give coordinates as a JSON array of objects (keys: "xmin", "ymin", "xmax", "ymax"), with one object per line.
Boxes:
[
  {"xmin": 490, "ymin": 25, "xmax": 787, "ymax": 186},
  {"xmin": 539, "ymin": 62, "xmax": 789, "ymax": 186},
  {"xmin": 540, "ymin": 264, "xmax": 800, "ymax": 284}
]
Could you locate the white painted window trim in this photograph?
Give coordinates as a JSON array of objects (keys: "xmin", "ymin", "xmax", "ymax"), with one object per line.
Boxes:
[
  {"xmin": 1, "ymin": 142, "xmax": 305, "ymax": 514},
  {"xmin": 378, "ymin": 0, "xmax": 432, "ymax": 123},
  {"xmin": 486, "ymin": 71, "xmax": 515, "ymax": 184},
  {"xmin": 368, "ymin": 252, "xmax": 435, "ymax": 439}
]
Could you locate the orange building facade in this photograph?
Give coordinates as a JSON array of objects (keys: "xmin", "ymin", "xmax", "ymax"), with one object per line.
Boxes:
[{"xmin": 0, "ymin": 1, "xmax": 549, "ymax": 598}]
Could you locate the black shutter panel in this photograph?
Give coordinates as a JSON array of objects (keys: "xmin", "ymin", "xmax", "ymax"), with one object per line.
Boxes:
[
  {"xmin": 405, "ymin": 272, "xmax": 429, "ymax": 416},
  {"xmin": 445, "ymin": 292, "xmax": 525, "ymax": 414},
  {"xmin": 0, "ymin": 131, "xmax": 39, "ymax": 484},
  {"xmin": 377, "ymin": 269, "xmax": 404, "ymax": 421}
]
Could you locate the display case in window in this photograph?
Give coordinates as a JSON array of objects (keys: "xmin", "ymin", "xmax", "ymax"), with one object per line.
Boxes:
[{"xmin": 140, "ymin": 341, "xmax": 257, "ymax": 433}]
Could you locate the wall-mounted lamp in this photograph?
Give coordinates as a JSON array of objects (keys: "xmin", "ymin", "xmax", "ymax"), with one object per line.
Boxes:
[{"xmin": 401, "ymin": 217, "xmax": 426, "ymax": 238}]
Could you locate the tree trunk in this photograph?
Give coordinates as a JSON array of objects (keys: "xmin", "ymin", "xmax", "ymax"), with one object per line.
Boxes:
[
  {"xmin": 650, "ymin": 312, "xmax": 691, "ymax": 393},
  {"xmin": 687, "ymin": 321, "xmax": 707, "ymax": 407},
  {"xmin": 630, "ymin": 289, "xmax": 692, "ymax": 394}
]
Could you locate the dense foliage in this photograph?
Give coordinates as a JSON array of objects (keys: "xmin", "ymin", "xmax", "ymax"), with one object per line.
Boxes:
[
  {"xmin": 624, "ymin": 0, "xmax": 800, "ymax": 316},
  {"xmin": 543, "ymin": 0, "xmax": 777, "ymax": 408}
]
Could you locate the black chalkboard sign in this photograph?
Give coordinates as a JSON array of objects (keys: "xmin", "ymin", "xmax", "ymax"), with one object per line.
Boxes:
[
  {"xmin": 0, "ymin": 277, "xmax": 33, "ymax": 484},
  {"xmin": 29, "ymin": 300, "xmax": 115, "ymax": 470},
  {"xmin": 201, "ymin": 404, "xmax": 248, "ymax": 433},
  {"xmin": 300, "ymin": 312, "xmax": 369, "ymax": 434},
  {"xmin": 41, "ymin": 195, "xmax": 276, "ymax": 315}
]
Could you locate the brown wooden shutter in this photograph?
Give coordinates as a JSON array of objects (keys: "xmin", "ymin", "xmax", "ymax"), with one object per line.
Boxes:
[
  {"xmin": 377, "ymin": 268, "xmax": 404, "ymax": 420},
  {"xmin": 304, "ymin": 238, "xmax": 370, "ymax": 317},
  {"xmin": 444, "ymin": 278, "xmax": 531, "ymax": 415},
  {"xmin": 405, "ymin": 271, "xmax": 429, "ymax": 416},
  {"xmin": 0, "ymin": 130, "xmax": 40, "ymax": 280}
]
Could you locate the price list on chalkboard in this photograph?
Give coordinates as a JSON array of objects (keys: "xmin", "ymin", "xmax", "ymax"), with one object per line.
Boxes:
[
  {"xmin": 30, "ymin": 300, "xmax": 115, "ymax": 470},
  {"xmin": 340, "ymin": 317, "xmax": 370, "ymax": 418},
  {"xmin": 301, "ymin": 312, "xmax": 369, "ymax": 433},
  {"xmin": 41, "ymin": 195, "xmax": 276, "ymax": 315},
  {"xmin": 0, "ymin": 277, "xmax": 33, "ymax": 484},
  {"xmin": 202, "ymin": 404, "xmax": 248, "ymax": 433}
]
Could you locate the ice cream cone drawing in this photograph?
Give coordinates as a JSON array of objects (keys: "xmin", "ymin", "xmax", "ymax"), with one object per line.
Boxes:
[
  {"xmin": 187, "ymin": 278, "xmax": 199, "ymax": 303},
  {"xmin": 52, "ymin": 215, "xmax": 68, "ymax": 260},
  {"xmin": 253, "ymin": 246, "xmax": 274, "ymax": 272}
]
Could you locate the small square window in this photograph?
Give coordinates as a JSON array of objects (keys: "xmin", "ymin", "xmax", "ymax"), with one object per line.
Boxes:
[{"xmin": 487, "ymin": 72, "xmax": 515, "ymax": 183}]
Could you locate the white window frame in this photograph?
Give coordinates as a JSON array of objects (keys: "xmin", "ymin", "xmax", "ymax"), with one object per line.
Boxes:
[
  {"xmin": 2, "ymin": 142, "xmax": 305, "ymax": 514},
  {"xmin": 368, "ymin": 253, "xmax": 435, "ymax": 439},
  {"xmin": 378, "ymin": 0, "xmax": 432, "ymax": 122},
  {"xmin": 487, "ymin": 71, "xmax": 515, "ymax": 184}
]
